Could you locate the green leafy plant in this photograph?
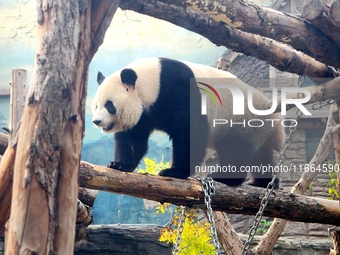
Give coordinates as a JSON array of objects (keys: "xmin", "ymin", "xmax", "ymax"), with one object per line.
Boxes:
[
  {"xmin": 138, "ymin": 157, "xmax": 216, "ymax": 254},
  {"xmin": 324, "ymin": 160, "xmax": 339, "ymax": 200},
  {"xmin": 137, "ymin": 156, "xmax": 171, "ymax": 175},
  {"xmin": 159, "ymin": 208, "xmax": 216, "ymax": 255},
  {"xmin": 328, "ymin": 171, "xmax": 339, "ymax": 200},
  {"xmin": 255, "ymin": 219, "xmax": 273, "ymax": 235},
  {"xmin": 306, "ymin": 183, "xmax": 313, "ymax": 195}
]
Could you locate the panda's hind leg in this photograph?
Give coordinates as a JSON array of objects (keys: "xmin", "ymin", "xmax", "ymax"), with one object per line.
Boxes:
[
  {"xmin": 248, "ymin": 141, "xmax": 279, "ymax": 189},
  {"xmin": 212, "ymin": 136, "xmax": 254, "ymax": 186}
]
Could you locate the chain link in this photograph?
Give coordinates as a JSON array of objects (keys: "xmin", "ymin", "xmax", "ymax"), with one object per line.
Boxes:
[
  {"xmin": 328, "ymin": 65, "xmax": 340, "ymax": 77},
  {"xmin": 242, "ymin": 107, "xmax": 302, "ymax": 254},
  {"xmin": 172, "ymin": 206, "xmax": 186, "ymax": 255},
  {"xmin": 172, "ymin": 177, "xmax": 221, "ymax": 255},
  {"xmin": 242, "ymin": 75, "xmax": 338, "ymax": 254},
  {"xmin": 174, "ymin": 75, "xmax": 339, "ymax": 255},
  {"xmin": 309, "ymin": 99, "xmax": 337, "ymax": 110},
  {"xmin": 199, "ymin": 177, "xmax": 222, "ymax": 255}
]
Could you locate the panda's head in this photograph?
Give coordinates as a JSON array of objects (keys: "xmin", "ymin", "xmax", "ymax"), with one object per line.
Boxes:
[{"xmin": 91, "ymin": 68, "xmax": 143, "ymax": 133}]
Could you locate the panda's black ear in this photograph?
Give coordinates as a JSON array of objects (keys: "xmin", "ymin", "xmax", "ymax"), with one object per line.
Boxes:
[
  {"xmin": 120, "ymin": 68, "xmax": 138, "ymax": 87},
  {"xmin": 97, "ymin": 72, "xmax": 106, "ymax": 86}
]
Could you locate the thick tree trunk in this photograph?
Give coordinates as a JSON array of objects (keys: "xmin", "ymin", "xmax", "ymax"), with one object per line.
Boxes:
[
  {"xmin": 120, "ymin": 0, "xmax": 340, "ymax": 69},
  {"xmin": 4, "ymin": 1, "xmax": 120, "ymax": 254}
]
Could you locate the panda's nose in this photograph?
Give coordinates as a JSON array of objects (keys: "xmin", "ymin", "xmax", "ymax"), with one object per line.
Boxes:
[{"xmin": 93, "ymin": 120, "xmax": 101, "ymax": 126}]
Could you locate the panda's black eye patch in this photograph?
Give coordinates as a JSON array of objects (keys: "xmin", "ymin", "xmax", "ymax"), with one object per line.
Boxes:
[{"xmin": 105, "ymin": 100, "xmax": 116, "ymax": 114}]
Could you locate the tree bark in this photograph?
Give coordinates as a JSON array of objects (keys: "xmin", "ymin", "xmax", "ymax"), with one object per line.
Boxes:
[
  {"xmin": 120, "ymin": 0, "xmax": 340, "ymax": 68},
  {"xmin": 302, "ymin": 0, "xmax": 340, "ymax": 47},
  {"xmin": 0, "ymin": 147, "xmax": 15, "ymax": 234},
  {"xmin": 75, "ymin": 199, "xmax": 93, "ymax": 242},
  {"xmin": 4, "ymin": 1, "xmax": 119, "ymax": 254},
  {"xmin": 78, "ymin": 187, "xmax": 98, "ymax": 207},
  {"xmin": 330, "ymin": 0, "xmax": 340, "ymax": 26},
  {"xmin": 276, "ymin": 76, "xmax": 340, "ymax": 113},
  {"xmin": 79, "ymin": 161, "xmax": 340, "ymax": 226},
  {"xmin": 213, "ymin": 211, "xmax": 243, "ymax": 255},
  {"xmin": 120, "ymin": 0, "xmax": 336, "ymax": 77}
]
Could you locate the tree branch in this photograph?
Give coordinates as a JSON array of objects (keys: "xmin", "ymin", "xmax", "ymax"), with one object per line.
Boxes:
[
  {"xmin": 276, "ymin": 76, "xmax": 340, "ymax": 113},
  {"xmin": 182, "ymin": 0, "xmax": 340, "ymax": 68},
  {"xmin": 213, "ymin": 211, "xmax": 243, "ymax": 255},
  {"xmin": 120, "ymin": 0, "xmax": 340, "ymax": 69},
  {"xmin": 79, "ymin": 161, "xmax": 340, "ymax": 226}
]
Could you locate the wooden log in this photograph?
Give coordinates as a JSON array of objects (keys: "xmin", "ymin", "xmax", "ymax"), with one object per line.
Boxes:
[
  {"xmin": 0, "ymin": 70, "xmax": 26, "ymax": 235},
  {"xmin": 79, "ymin": 161, "xmax": 340, "ymax": 226},
  {"xmin": 4, "ymin": 1, "xmax": 119, "ymax": 254},
  {"xmin": 8, "ymin": 69, "xmax": 27, "ymax": 142},
  {"xmin": 302, "ymin": 0, "xmax": 340, "ymax": 47},
  {"xmin": 330, "ymin": 231, "xmax": 340, "ymax": 255},
  {"xmin": 120, "ymin": 0, "xmax": 340, "ymax": 68},
  {"xmin": 330, "ymin": 0, "xmax": 340, "ymax": 26},
  {"xmin": 74, "ymin": 225, "xmax": 171, "ymax": 255},
  {"xmin": 213, "ymin": 211, "xmax": 243, "ymax": 255},
  {"xmin": 78, "ymin": 187, "xmax": 98, "ymax": 207},
  {"xmin": 275, "ymin": 76, "xmax": 340, "ymax": 113},
  {"xmin": 0, "ymin": 147, "xmax": 15, "ymax": 234},
  {"xmin": 120, "ymin": 0, "xmax": 336, "ymax": 77},
  {"xmin": 302, "ymin": 0, "xmax": 329, "ymax": 20},
  {"xmin": 76, "ymin": 199, "xmax": 92, "ymax": 241}
]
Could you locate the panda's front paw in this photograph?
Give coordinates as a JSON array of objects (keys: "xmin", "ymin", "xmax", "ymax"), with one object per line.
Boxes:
[
  {"xmin": 107, "ymin": 161, "xmax": 134, "ymax": 172},
  {"xmin": 107, "ymin": 161, "xmax": 123, "ymax": 170}
]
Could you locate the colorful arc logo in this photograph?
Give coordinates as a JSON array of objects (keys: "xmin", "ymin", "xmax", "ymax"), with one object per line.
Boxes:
[{"xmin": 198, "ymin": 82, "xmax": 222, "ymax": 106}]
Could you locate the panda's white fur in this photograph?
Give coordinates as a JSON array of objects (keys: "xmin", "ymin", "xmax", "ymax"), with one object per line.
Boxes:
[
  {"xmin": 92, "ymin": 58, "xmax": 162, "ymax": 132},
  {"xmin": 92, "ymin": 57, "xmax": 284, "ymax": 187}
]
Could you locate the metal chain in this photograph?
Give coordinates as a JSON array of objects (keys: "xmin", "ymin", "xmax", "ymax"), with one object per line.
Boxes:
[
  {"xmin": 241, "ymin": 107, "xmax": 302, "ymax": 254},
  {"xmin": 173, "ymin": 75, "xmax": 339, "ymax": 255},
  {"xmin": 199, "ymin": 177, "xmax": 222, "ymax": 255},
  {"xmin": 328, "ymin": 65, "xmax": 340, "ymax": 77},
  {"xmin": 242, "ymin": 75, "xmax": 338, "ymax": 254},
  {"xmin": 172, "ymin": 206, "xmax": 186, "ymax": 255},
  {"xmin": 172, "ymin": 177, "xmax": 221, "ymax": 255}
]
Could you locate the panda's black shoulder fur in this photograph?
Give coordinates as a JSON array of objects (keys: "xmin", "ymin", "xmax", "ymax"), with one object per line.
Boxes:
[{"xmin": 157, "ymin": 57, "xmax": 195, "ymax": 99}]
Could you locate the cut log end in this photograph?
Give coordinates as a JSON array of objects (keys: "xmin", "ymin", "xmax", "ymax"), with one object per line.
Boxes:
[
  {"xmin": 330, "ymin": 0, "xmax": 340, "ymax": 26},
  {"xmin": 302, "ymin": 0, "xmax": 324, "ymax": 21}
]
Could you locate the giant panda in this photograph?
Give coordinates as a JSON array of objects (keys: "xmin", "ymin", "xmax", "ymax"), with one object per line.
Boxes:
[{"xmin": 92, "ymin": 57, "xmax": 285, "ymax": 188}]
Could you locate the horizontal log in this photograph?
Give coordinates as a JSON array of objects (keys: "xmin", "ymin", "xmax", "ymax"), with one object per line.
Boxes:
[
  {"xmin": 276, "ymin": 76, "xmax": 340, "ymax": 112},
  {"xmin": 120, "ymin": 0, "xmax": 335, "ymax": 77},
  {"xmin": 79, "ymin": 161, "xmax": 340, "ymax": 226},
  {"xmin": 120, "ymin": 0, "xmax": 340, "ymax": 68}
]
